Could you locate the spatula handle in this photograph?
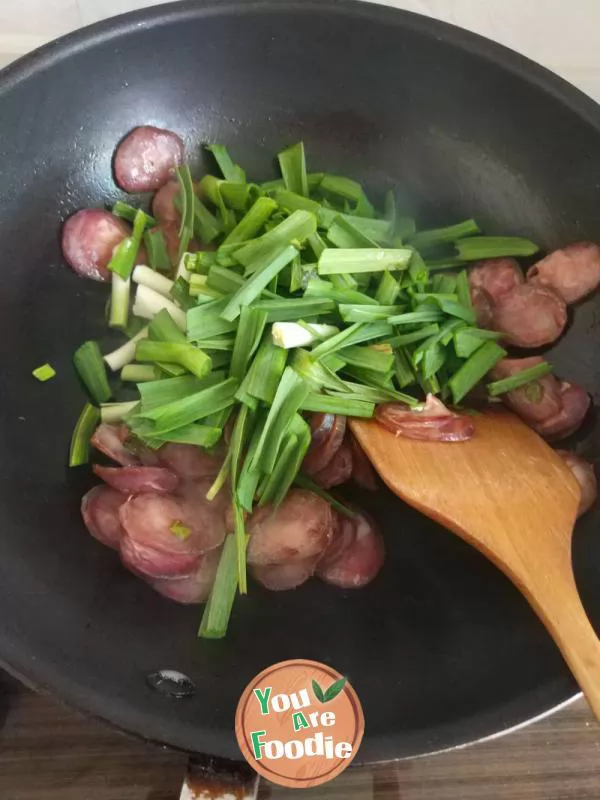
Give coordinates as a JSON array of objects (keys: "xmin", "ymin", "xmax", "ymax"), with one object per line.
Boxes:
[{"xmin": 525, "ymin": 570, "xmax": 600, "ymax": 720}]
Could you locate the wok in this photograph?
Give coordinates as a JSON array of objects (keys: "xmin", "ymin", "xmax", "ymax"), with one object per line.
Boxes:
[{"xmin": 1, "ymin": 0, "xmax": 599, "ymax": 764}]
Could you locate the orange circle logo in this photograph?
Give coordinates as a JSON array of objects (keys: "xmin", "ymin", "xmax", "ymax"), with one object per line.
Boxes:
[{"xmin": 235, "ymin": 659, "xmax": 364, "ymax": 788}]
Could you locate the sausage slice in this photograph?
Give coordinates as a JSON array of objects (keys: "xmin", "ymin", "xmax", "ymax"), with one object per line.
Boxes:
[
  {"xmin": 556, "ymin": 450, "xmax": 597, "ymax": 517},
  {"xmin": 376, "ymin": 395, "xmax": 475, "ymax": 442},
  {"xmin": 148, "ymin": 549, "xmax": 222, "ymax": 603},
  {"xmin": 250, "ymin": 559, "xmax": 316, "ymax": 591},
  {"xmin": 92, "ymin": 465, "xmax": 179, "ymax": 494},
  {"xmin": 317, "ymin": 512, "xmax": 385, "ymax": 589},
  {"xmin": 246, "ymin": 489, "xmax": 333, "ymax": 566},
  {"xmin": 120, "ymin": 535, "xmax": 200, "ymax": 579},
  {"xmin": 489, "ymin": 357, "xmax": 562, "ymax": 424},
  {"xmin": 313, "ymin": 439, "xmax": 353, "ymax": 489},
  {"xmin": 91, "ymin": 424, "xmax": 140, "ymax": 467},
  {"xmin": 469, "ymin": 257, "xmax": 524, "ymax": 304},
  {"xmin": 114, "ymin": 126, "xmax": 184, "ymax": 193},
  {"xmin": 152, "ymin": 180, "xmax": 181, "ymax": 224},
  {"xmin": 533, "ymin": 382, "xmax": 590, "ymax": 441},
  {"xmin": 156, "ymin": 443, "xmax": 225, "ymax": 481},
  {"xmin": 303, "ymin": 414, "xmax": 347, "ymax": 476},
  {"xmin": 491, "ymin": 284, "xmax": 567, "ymax": 347},
  {"xmin": 528, "ymin": 243, "xmax": 600, "ymax": 304},
  {"xmin": 119, "ymin": 491, "xmax": 226, "ymax": 557},
  {"xmin": 62, "ymin": 209, "xmax": 130, "ymax": 281},
  {"xmin": 81, "ymin": 485, "xmax": 127, "ymax": 550}
]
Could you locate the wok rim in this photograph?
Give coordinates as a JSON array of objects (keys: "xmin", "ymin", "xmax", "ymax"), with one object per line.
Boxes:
[{"xmin": 0, "ymin": 0, "xmax": 595, "ymax": 760}]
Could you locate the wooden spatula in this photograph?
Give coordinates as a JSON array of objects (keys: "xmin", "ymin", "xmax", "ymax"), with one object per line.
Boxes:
[{"xmin": 350, "ymin": 409, "xmax": 600, "ymax": 718}]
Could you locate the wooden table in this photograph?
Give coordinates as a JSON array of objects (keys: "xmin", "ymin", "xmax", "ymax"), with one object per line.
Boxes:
[{"xmin": 1, "ymin": 670, "xmax": 599, "ymax": 800}]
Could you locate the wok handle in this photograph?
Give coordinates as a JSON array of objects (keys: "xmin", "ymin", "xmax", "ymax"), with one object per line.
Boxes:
[{"xmin": 179, "ymin": 755, "xmax": 259, "ymax": 800}]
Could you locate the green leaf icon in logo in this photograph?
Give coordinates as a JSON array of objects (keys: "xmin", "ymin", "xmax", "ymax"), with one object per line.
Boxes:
[
  {"xmin": 312, "ymin": 676, "xmax": 347, "ymax": 703},
  {"xmin": 312, "ymin": 679, "xmax": 325, "ymax": 703},
  {"xmin": 324, "ymin": 677, "xmax": 347, "ymax": 702}
]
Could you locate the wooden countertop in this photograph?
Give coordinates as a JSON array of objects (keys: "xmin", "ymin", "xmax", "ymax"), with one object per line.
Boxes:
[{"xmin": 2, "ymin": 671, "xmax": 600, "ymax": 800}]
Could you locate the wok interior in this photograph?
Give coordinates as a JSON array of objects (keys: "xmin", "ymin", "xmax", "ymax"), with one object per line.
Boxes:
[{"xmin": 1, "ymin": 1, "xmax": 600, "ymax": 760}]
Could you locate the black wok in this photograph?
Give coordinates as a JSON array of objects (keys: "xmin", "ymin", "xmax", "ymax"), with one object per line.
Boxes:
[{"xmin": 1, "ymin": 0, "xmax": 599, "ymax": 763}]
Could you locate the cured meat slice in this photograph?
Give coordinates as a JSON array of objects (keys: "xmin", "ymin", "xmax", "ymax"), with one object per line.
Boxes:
[
  {"xmin": 349, "ymin": 435, "xmax": 378, "ymax": 490},
  {"xmin": 313, "ymin": 439, "xmax": 353, "ymax": 489},
  {"xmin": 152, "ymin": 180, "xmax": 180, "ymax": 224},
  {"xmin": 528, "ymin": 243, "xmax": 600, "ymax": 304},
  {"xmin": 491, "ymin": 284, "xmax": 567, "ymax": 347},
  {"xmin": 303, "ymin": 414, "xmax": 347, "ymax": 475},
  {"xmin": 489, "ymin": 357, "xmax": 562, "ymax": 424},
  {"xmin": 534, "ymin": 382, "xmax": 590, "ymax": 441},
  {"xmin": 81, "ymin": 485, "xmax": 127, "ymax": 550},
  {"xmin": 119, "ymin": 492, "xmax": 226, "ymax": 557},
  {"xmin": 91, "ymin": 424, "xmax": 140, "ymax": 467},
  {"xmin": 62, "ymin": 209, "xmax": 130, "ymax": 281},
  {"xmin": 246, "ymin": 489, "xmax": 333, "ymax": 566},
  {"xmin": 250, "ymin": 559, "xmax": 316, "ymax": 591},
  {"xmin": 120, "ymin": 535, "xmax": 200, "ymax": 579},
  {"xmin": 317, "ymin": 512, "xmax": 384, "ymax": 589},
  {"xmin": 556, "ymin": 451, "xmax": 597, "ymax": 517},
  {"xmin": 469, "ymin": 257, "xmax": 523, "ymax": 303},
  {"xmin": 157, "ymin": 443, "xmax": 225, "ymax": 481},
  {"xmin": 149, "ymin": 549, "xmax": 222, "ymax": 602},
  {"xmin": 114, "ymin": 126, "xmax": 184, "ymax": 193},
  {"xmin": 376, "ymin": 395, "xmax": 475, "ymax": 442},
  {"xmin": 92, "ymin": 465, "xmax": 179, "ymax": 494}
]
